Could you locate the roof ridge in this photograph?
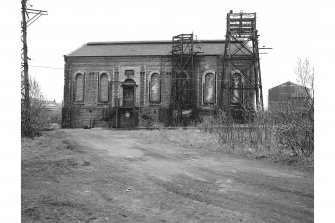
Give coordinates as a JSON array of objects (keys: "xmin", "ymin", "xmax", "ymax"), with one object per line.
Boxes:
[
  {"xmin": 66, "ymin": 39, "xmax": 247, "ymax": 57},
  {"xmin": 86, "ymin": 39, "xmax": 226, "ymax": 45}
]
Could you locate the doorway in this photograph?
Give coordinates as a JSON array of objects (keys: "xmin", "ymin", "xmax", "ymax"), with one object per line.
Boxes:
[{"xmin": 123, "ymin": 79, "xmax": 135, "ymax": 107}]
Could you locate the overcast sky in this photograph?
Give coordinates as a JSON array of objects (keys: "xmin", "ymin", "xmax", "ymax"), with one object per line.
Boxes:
[
  {"xmin": 21, "ymin": 0, "xmax": 329, "ymax": 107},
  {"xmin": 1, "ymin": 1, "xmax": 335, "ymax": 220}
]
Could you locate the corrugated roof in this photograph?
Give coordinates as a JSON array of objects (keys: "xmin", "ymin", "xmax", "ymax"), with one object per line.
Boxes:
[{"xmin": 66, "ymin": 40, "xmax": 234, "ymax": 57}]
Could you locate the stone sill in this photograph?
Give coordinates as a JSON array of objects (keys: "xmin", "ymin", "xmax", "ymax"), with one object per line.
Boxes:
[
  {"xmin": 74, "ymin": 102, "xmax": 85, "ymax": 105},
  {"xmin": 149, "ymin": 103, "xmax": 161, "ymax": 106},
  {"xmin": 201, "ymin": 104, "xmax": 217, "ymax": 109}
]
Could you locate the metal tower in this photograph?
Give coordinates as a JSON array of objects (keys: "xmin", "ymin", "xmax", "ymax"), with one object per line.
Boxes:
[
  {"xmin": 169, "ymin": 33, "xmax": 201, "ymax": 126},
  {"xmin": 221, "ymin": 11, "xmax": 263, "ymax": 122}
]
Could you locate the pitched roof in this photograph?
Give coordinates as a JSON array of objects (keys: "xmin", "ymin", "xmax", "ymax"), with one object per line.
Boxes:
[
  {"xmin": 269, "ymin": 81, "xmax": 304, "ymax": 90},
  {"xmin": 66, "ymin": 40, "xmax": 236, "ymax": 57}
]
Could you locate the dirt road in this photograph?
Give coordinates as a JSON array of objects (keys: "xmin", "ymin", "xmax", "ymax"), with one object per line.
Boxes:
[{"xmin": 22, "ymin": 128, "xmax": 313, "ymax": 222}]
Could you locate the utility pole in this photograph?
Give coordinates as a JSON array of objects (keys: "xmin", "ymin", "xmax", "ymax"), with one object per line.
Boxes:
[{"xmin": 21, "ymin": 0, "xmax": 47, "ymax": 136}]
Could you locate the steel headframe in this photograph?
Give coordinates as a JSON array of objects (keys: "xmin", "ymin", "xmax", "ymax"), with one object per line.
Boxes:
[
  {"xmin": 221, "ymin": 10, "xmax": 264, "ymax": 122},
  {"xmin": 169, "ymin": 33, "xmax": 201, "ymax": 126}
]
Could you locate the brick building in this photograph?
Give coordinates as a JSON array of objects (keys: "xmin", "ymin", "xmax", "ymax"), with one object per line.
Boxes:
[{"xmin": 62, "ymin": 40, "xmax": 254, "ymax": 128}]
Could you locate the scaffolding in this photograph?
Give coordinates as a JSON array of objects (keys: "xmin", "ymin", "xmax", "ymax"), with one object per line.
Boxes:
[
  {"xmin": 169, "ymin": 33, "xmax": 202, "ymax": 126},
  {"xmin": 221, "ymin": 11, "xmax": 263, "ymax": 122}
]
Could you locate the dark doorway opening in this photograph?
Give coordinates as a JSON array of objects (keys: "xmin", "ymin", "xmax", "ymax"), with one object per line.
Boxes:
[{"xmin": 123, "ymin": 79, "xmax": 135, "ymax": 108}]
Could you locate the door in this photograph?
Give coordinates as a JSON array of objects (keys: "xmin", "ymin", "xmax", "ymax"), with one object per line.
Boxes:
[{"xmin": 123, "ymin": 79, "xmax": 135, "ymax": 107}]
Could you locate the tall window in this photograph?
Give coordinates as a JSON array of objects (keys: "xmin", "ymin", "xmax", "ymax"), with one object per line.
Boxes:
[
  {"xmin": 204, "ymin": 73, "xmax": 215, "ymax": 104},
  {"xmin": 75, "ymin": 73, "xmax": 84, "ymax": 101},
  {"xmin": 150, "ymin": 73, "xmax": 160, "ymax": 103},
  {"xmin": 99, "ymin": 73, "xmax": 109, "ymax": 102},
  {"xmin": 232, "ymin": 72, "xmax": 242, "ymax": 103},
  {"xmin": 178, "ymin": 73, "xmax": 188, "ymax": 104}
]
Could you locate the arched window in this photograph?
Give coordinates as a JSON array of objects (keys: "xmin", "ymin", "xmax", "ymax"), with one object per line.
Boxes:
[
  {"xmin": 232, "ymin": 72, "xmax": 242, "ymax": 104},
  {"xmin": 204, "ymin": 73, "xmax": 215, "ymax": 104},
  {"xmin": 99, "ymin": 73, "xmax": 109, "ymax": 102},
  {"xmin": 75, "ymin": 73, "xmax": 84, "ymax": 101},
  {"xmin": 177, "ymin": 73, "xmax": 188, "ymax": 104},
  {"xmin": 150, "ymin": 73, "xmax": 160, "ymax": 103}
]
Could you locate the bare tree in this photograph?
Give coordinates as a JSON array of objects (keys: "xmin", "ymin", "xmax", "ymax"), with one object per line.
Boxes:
[
  {"xmin": 295, "ymin": 58, "xmax": 314, "ymax": 104},
  {"xmin": 21, "ymin": 77, "xmax": 48, "ymax": 137},
  {"xmin": 272, "ymin": 58, "xmax": 314, "ymax": 157},
  {"xmin": 295, "ymin": 58, "xmax": 314, "ymax": 123}
]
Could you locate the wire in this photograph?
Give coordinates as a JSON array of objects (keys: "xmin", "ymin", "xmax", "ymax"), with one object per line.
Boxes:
[
  {"xmin": 29, "ymin": 58, "xmax": 64, "ymax": 64},
  {"xmin": 29, "ymin": 65, "xmax": 63, "ymax": 70},
  {"xmin": 28, "ymin": 65, "xmax": 257, "ymax": 83},
  {"xmin": 29, "ymin": 64, "xmax": 258, "ymax": 91}
]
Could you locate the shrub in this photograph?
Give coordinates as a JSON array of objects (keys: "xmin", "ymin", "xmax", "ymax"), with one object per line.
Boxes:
[
  {"xmin": 21, "ymin": 77, "xmax": 53, "ymax": 137},
  {"xmin": 271, "ymin": 99, "xmax": 314, "ymax": 157}
]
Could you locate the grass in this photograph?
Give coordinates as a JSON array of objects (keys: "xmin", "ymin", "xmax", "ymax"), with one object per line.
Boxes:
[
  {"xmin": 158, "ymin": 128, "xmax": 218, "ymax": 150},
  {"xmin": 157, "ymin": 125, "xmax": 313, "ymax": 169},
  {"xmin": 21, "ymin": 131, "xmax": 100, "ymax": 222}
]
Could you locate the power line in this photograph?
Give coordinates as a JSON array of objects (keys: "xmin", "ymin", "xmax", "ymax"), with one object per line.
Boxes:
[
  {"xmin": 29, "ymin": 64, "xmax": 63, "ymax": 70},
  {"xmin": 29, "ymin": 58, "xmax": 64, "ymax": 64},
  {"xmin": 27, "ymin": 64, "xmax": 242, "ymax": 82},
  {"xmin": 28, "ymin": 64, "xmax": 222, "ymax": 80}
]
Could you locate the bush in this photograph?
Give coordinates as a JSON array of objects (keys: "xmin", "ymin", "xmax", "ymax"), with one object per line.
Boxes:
[
  {"xmin": 271, "ymin": 58, "xmax": 314, "ymax": 157},
  {"xmin": 22, "ymin": 77, "xmax": 54, "ymax": 137},
  {"xmin": 271, "ymin": 99, "xmax": 314, "ymax": 157},
  {"xmin": 197, "ymin": 109, "xmax": 274, "ymax": 153}
]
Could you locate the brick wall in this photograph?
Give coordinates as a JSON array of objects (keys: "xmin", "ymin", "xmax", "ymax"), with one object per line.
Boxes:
[
  {"xmin": 63, "ymin": 55, "xmax": 227, "ymax": 128},
  {"xmin": 85, "ymin": 72, "xmax": 98, "ymax": 105},
  {"xmin": 197, "ymin": 56, "xmax": 221, "ymax": 108}
]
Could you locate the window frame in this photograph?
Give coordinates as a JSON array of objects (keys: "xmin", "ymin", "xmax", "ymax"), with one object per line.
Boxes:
[
  {"xmin": 231, "ymin": 70, "xmax": 243, "ymax": 104},
  {"xmin": 74, "ymin": 72, "xmax": 85, "ymax": 102},
  {"xmin": 202, "ymin": 70, "xmax": 216, "ymax": 105},
  {"xmin": 148, "ymin": 71, "xmax": 161, "ymax": 104},
  {"xmin": 178, "ymin": 72, "xmax": 189, "ymax": 105},
  {"xmin": 98, "ymin": 72, "xmax": 110, "ymax": 103},
  {"xmin": 125, "ymin": 70, "xmax": 135, "ymax": 77}
]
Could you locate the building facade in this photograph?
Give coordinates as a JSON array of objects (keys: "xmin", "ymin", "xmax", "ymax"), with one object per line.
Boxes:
[{"xmin": 62, "ymin": 40, "xmax": 254, "ymax": 128}]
